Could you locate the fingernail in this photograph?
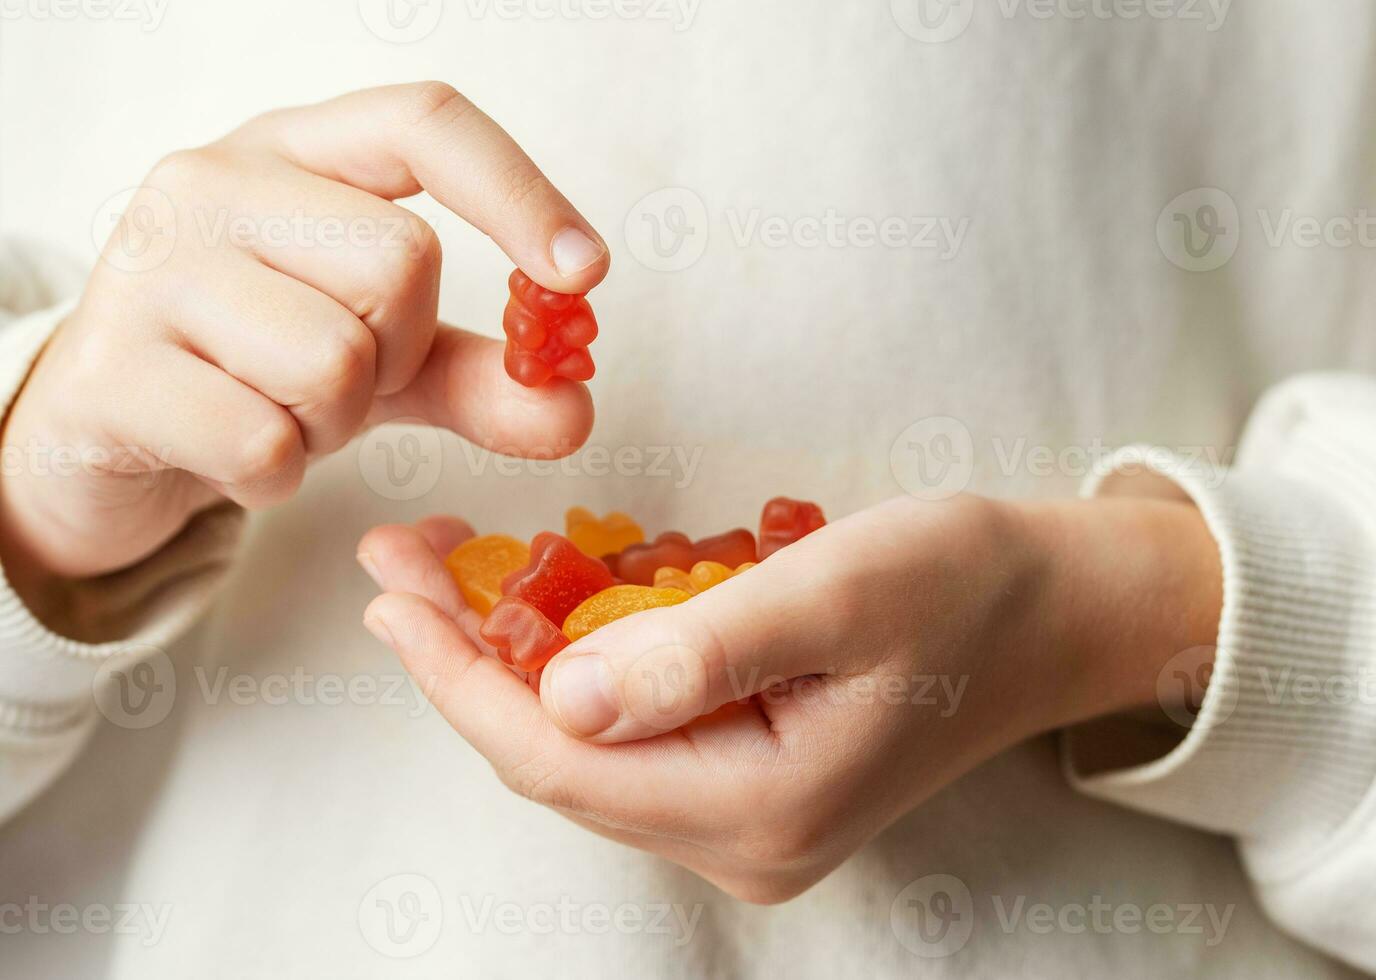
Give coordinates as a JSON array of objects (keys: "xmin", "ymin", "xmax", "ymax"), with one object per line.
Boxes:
[
  {"xmin": 549, "ymin": 654, "xmax": 619, "ymax": 736},
  {"xmin": 357, "ymin": 552, "xmax": 383, "ymax": 587},
  {"xmin": 363, "ymin": 615, "xmax": 394, "ymax": 647},
  {"xmin": 551, "ymin": 227, "xmax": 605, "ymax": 276}
]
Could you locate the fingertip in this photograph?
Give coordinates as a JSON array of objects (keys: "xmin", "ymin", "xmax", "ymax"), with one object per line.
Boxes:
[{"xmin": 544, "ymin": 225, "xmax": 610, "ymax": 292}]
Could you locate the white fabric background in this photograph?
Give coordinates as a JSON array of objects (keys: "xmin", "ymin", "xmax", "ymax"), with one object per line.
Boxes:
[{"xmin": 2, "ymin": 1, "xmax": 1375, "ymax": 976}]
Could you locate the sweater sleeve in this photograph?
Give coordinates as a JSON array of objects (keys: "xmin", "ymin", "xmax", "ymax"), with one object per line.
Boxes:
[
  {"xmin": 1063, "ymin": 372, "xmax": 1376, "ymax": 973},
  {"xmin": 0, "ymin": 240, "xmax": 245, "ymax": 824}
]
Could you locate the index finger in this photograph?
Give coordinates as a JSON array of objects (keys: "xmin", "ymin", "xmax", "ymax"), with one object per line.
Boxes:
[{"xmin": 230, "ymin": 81, "xmax": 610, "ymax": 293}]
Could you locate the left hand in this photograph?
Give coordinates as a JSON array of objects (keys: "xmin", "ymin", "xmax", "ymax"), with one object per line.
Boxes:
[{"xmin": 357, "ymin": 493, "xmax": 1220, "ymax": 903}]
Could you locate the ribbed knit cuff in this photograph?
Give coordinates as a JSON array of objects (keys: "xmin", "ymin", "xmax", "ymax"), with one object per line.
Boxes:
[{"xmin": 1064, "ymin": 442, "xmax": 1376, "ymax": 866}]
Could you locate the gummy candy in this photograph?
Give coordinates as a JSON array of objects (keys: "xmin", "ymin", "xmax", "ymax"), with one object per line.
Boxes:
[
  {"xmin": 444, "ymin": 534, "xmax": 531, "ymax": 616},
  {"xmin": 758, "ymin": 497, "xmax": 826, "ymax": 559},
  {"xmin": 565, "ymin": 507, "xmax": 644, "ymax": 559},
  {"xmin": 479, "ymin": 596, "xmax": 569, "ymax": 671},
  {"xmin": 562, "ymin": 585, "xmax": 691, "ymax": 642},
  {"xmin": 615, "ymin": 528, "xmax": 757, "ymax": 585},
  {"xmin": 502, "ymin": 269, "xmax": 597, "ymax": 387},
  {"xmin": 653, "ymin": 561, "xmax": 755, "ymax": 595},
  {"xmin": 501, "ymin": 531, "xmax": 616, "ymax": 627}
]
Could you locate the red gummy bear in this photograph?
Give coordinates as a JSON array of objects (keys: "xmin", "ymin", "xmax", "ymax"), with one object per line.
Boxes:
[
  {"xmin": 502, "ymin": 269, "xmax": 597, "ymax": 388},
  {"xmin": 759, "ymin": 497, "xmax": 826, "ymax": 559},
  {"xmin": 500, "ymin": 531, "xmax": 615, "ymax": 627},
  {"xmin": 615, "ymin": 529, "xmax": 758, "ymax": 586},
  {"xmin": 479, "ymin": 596, "xmax": 569, "ymax": 671}
]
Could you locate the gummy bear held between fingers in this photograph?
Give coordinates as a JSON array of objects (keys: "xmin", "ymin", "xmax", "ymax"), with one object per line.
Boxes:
[{"xmin": 502, "ymin": 268, "xmax": 598, "ymax": 388}]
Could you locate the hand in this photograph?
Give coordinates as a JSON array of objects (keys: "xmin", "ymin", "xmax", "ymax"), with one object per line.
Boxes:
[
  {"xmin": 0, "ymin": 82, "xmax": 609, "ymax": 598},
  {"xmin": 358, "ymin": 493, "xmax": 1221, "ymax": 902}
]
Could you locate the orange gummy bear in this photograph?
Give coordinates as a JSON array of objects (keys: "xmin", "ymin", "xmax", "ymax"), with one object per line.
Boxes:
[
  {"xmin": 565, "ymin": 507, "xmax": 645, "ymax": 559},
  {"xmin": 562, "ymin": 585, "xmax": 691, "ymax": 641},
  {"xmin": 652, "ymin": 561, "xmax": 755, "ymax": 595},
  {"xmin": 444, "ymin": 534, "xmax": 531, "ymax": 616}
]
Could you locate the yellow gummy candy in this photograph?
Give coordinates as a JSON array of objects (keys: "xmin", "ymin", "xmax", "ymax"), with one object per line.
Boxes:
[
  {"xmin": 652, "ymin": 561, "xmax": 755, "ymax": 595},
  {"xmin": 565, "ymin": 507, "xmax": 645, "ymax": 559},
  {"xmin": 444, "ymin": 534, "xmax": 531, "ymax": 616},
  {"xmin": 562, "ymin": 585, "xmax": 691, "ymax": 641}
]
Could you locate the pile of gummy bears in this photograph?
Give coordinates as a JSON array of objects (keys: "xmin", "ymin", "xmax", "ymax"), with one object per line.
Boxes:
[{"xmin": 445, "ymin": 498, "xmax": 827, "ymax": 687}]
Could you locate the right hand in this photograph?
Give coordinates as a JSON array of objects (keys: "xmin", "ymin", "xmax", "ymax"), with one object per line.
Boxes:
[{"xmin": 0, "ymin": 82, "xmax": 609, "ymax": 589}]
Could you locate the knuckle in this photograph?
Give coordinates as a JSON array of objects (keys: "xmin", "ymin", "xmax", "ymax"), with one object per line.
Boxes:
[
  {"xmin": 361, "ymin": 217, "xmax": 441, "ymax": 321},
  {"xmin": 405, "ymin": 81, "xmax": 476, "ymax": 130},
  {"xmin": 233, "ymin": 415, "xmax": 302, "ymax": 486},
  {"xmin": 310, "ymin": 327, "xmax": 377, "ymax": 400},
  {"xmin": 496, "ymin": 162, "xmax": 553, "ymax": 210},
  {"xmin": 145, "ymin": 147, "xmax": 218, "ymax": 191}
]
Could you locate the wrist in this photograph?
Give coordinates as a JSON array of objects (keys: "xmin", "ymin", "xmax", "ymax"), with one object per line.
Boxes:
[{"xmin": 1013, "ymin": 495, "xmax": 1223, "ymax": 731}]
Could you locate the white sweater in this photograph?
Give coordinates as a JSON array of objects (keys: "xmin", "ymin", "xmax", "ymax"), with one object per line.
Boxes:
[{"xmin": 3, "ymin": 2, "xmax": 1376, "ymax": 977}]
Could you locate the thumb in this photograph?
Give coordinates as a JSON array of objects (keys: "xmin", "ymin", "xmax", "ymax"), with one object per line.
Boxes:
[
  {"xmin": 369, "ymin": 323, "xmax": 594, "ymax": 459},
  {"xmin": 538, "ymin": 550, "xmax": 851, "ymax": 743}
]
